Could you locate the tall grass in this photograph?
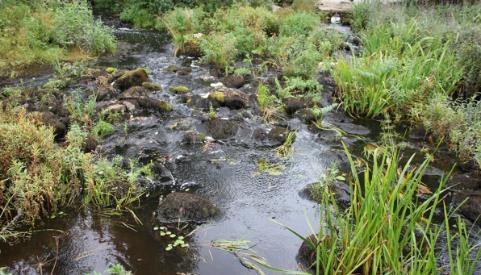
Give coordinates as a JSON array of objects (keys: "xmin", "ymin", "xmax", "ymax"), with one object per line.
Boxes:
[
  {"xmin": 333, "ymin": 5, "xmax": 466, "ymax": 118},
  {"xmin": 290, "ymin": 144, "xmax": 481, "ymax": 274},
  {"xmin": 162, "ymin": 4, "xmax": 342, "ymax": 77}
]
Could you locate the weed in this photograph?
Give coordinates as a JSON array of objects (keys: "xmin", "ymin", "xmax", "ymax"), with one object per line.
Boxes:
[
  {"xmin": 275, "ymin": 131, "xmax": 296, "ymax": 158},
  {"xmin": 208, "ymin": 104, "xmax": 217, "ymax": 120},
  {"xmin": 92, "ymin": 120, "xmax": 115, "ymax": 139},
  {"xmin": 255, "ymin": 159, "xmax": 285, "ymax": 176}
]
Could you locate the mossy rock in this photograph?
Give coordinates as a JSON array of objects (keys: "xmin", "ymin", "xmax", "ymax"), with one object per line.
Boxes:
[
  {"xmin": 169, "ymin": 85, "xmax": 189, "ymax": 94},
  {"xmin": 106, "ymin": 67, "xmax": 117, "ymax": 74},
  {"xmin": 182, "ymin": 130, "xmax": 206, "ymax": 145},
  {"xmin": 134, "ymin": 97, "xmax": 173, "ymax": 112},
  {"xmin": 208, "ymin": 91, "xmax": 225, "ymax": 103},
  {"xmin": 208, "ymin": 89, "xmax": 249, "ymax": 109},
  {"xmin": 159, "ymin": 101, "xmax": 173, "ymax": 112},
  {"xmin": 156, "ymin": 192, "xmax": 219, "ymax": 223},
  {"xmin": 113, "ymin": 68, "xmax": 150, "ymax": 91},
  {"xmin": 205, "ymin": 118, "xmax": 238, "ymax": 140},
  {"xmin": 142, "ymin": 82, "xmax": 162, "ymax": 91}
]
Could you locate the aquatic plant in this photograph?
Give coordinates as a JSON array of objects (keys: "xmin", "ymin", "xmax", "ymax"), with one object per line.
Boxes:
[
  {"xmin": 283, "ymin": 144, "xmax": 481, "ymax": 274},
  {"xmin": 275, "ymin": 131, "xmax": 296, "ymax": 158}
]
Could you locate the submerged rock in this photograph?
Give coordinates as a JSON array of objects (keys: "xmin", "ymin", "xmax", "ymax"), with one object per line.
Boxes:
[
  {"xmin": 113, "ymin": 68, "xmax": 150, "ymax": 91},
  {"xmin": 208, "ymin": 88, "xmax": 249, "ymax": 109},
  {"xmin": 300, "ymin": 182, "xmax": 350, "ymax": 208},
  {"xmin": 182, "ymin": 130, "xmax": 205, "ymax": 145},
  {"xmin": 205, "ymin": 118, "xmax": 238, "ymax": 140},
  {"xmin": 156, "ymin": 192, "xmax": 219, "ymax": 223}
]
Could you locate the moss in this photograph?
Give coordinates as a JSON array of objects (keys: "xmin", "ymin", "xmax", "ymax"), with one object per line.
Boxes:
[
  {"xmin": 114, "ymin": 68, "xmax": 150, "ymax": 91},
  {"xmin": 169, "ymin": 85, "xmax": 189, "ymax": 93},
  {"xmin": 106, "ymin": 67, "xmax": 117, "ymax": 74},
  {"xmin": 159, "ymin": 101, "xmax": 173, "ymax": 112},
  {"xmin": 143, "ymin": 82, "xmax": 163, "ymax": 91},
  {"xmin": 208, "ymin": 91, "xmax": 225, "ymax": 103}
]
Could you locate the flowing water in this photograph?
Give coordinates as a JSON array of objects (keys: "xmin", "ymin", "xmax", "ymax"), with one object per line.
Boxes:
[{"xmin": 0, "ymin": 22, "xmax": 479, "ymax": 275}]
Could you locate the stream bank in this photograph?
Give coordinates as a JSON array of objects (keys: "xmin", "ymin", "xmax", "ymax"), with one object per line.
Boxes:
[{"xmin": 1, "ymin": 17, "xmax": 481, "ymax": 275}]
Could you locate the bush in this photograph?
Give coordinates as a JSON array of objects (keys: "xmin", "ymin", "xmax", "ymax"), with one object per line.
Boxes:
[{"xmin": 0, "ymin": 107, "xmax": 144, "ymax": 234}]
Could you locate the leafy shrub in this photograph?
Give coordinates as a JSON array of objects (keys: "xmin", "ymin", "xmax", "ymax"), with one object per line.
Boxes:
[{"xmin": 419, "ymin": 96, "xmax": 481, "ymax": 167}]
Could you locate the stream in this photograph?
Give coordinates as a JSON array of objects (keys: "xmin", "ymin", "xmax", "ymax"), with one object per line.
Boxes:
[{"xmin": 1, "ymin": 21, "xmax": 480, "ymax": 275}]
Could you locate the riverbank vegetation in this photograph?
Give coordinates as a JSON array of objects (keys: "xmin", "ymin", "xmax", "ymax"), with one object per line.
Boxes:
[
  {"xmin": 335, "ymin": 2, "xmax": 481, "ymax": 167},
  {"xmin": 0, "ymin": 105, "xmax": 149, "ymax": 240},
  {"xmin": 295, "ymin": 145, "xmax": 481, "ymax": 274},
  {"xmin": 1, "ymin": 0, "xmax": 481, "ymax": 273},
  {"xmin": 0, "ymin": 0, "xmax": 116, "ymax": 77}
]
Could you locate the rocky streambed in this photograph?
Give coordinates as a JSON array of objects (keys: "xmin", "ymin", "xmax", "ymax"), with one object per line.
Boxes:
[{"xmin": 1, "ymin": 21, "xmax": 481, "ymax": 275}]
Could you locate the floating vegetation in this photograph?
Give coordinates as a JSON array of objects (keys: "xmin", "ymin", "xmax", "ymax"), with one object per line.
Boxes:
[
  {"xmin": 275, "ymin": 131, "xmax": 296, "ymax": 159},
  {"xmin": 154, "ymin": 226, "xmax": 189, "ymax": 251},
  {"xmin": 254, "ymin": 158, "xmax": 285, "ymax": 176}
]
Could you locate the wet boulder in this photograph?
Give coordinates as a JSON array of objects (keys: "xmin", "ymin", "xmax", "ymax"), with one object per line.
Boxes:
[
  {"xmin": 182, "ymin": 130, "xmax": 206, "ymax": 145},
  {"xmin": 253, "ymin": 126, "xmax": 290, "ymax": 147},
  {"xmin": 187, "ymin": 94, "xmax": 210, "ymax": 110},
  {"xmin": 100, "ymin": 103, "xmax": 128, "ymax": 116},
  {"xmin": 284, "ymin": 98, "xmax": 306, "ymax": 115},
  {"xmin": 113, "ymin": 68, "xmax": 150, "ymax": 91},
  {"xmin": 267, "ymin": 126, "xmax": 289, "ymax": 144},
  {"xmin": 300, "ymin": 182, "xmax": 350, "ymax": 208},
  {"xmin": 135, "ymin": 97, "xmax": 173, "ymax": 112},
  {"xmin": 205, "ymin": 118, "xmax": 238, "ymax": 140},
  {"xmin": 95, "ymin": 75, "xmax": 116, "ymax": 101},
  {"xmin": 208, "ymin": 88, "xmax": 249, "ymax": 109},
  {"xmin": 297, "ymin": 234, "xmax": 319, "ymax": 271},
  {"xmin": 453, "ymin": 191, "xmax": 481, "ymax": 225},
  {"xmin": 156, "ymin": 192, "xmax": 219, "ymax": 223}
]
